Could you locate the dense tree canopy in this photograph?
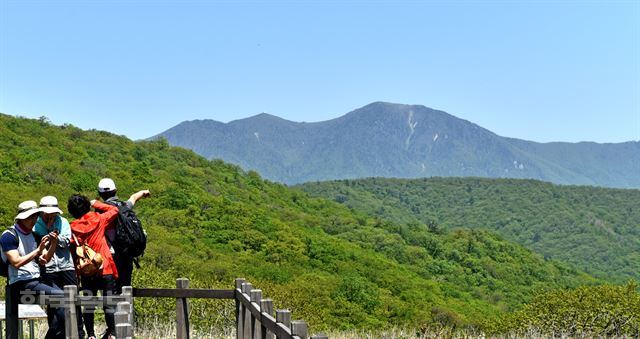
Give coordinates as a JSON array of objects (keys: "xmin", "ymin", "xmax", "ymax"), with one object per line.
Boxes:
[
  {"xmin": 1, "ymin": 114, "xmax": 633, "ymax": 334},
  {"xmin": 298, "ymin": 177, "xmax": 640, "ymax": 283}
]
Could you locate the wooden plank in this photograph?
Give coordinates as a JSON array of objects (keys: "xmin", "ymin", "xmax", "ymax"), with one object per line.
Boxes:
[
  {"xmin": 115, "ymin": 301, "xmax": 132, "ymax": 337},
  {"xmin": 242, "ymin": 283, "xmax": 252, "ymax": 339},
  {"xmin": 63, "ymin": 285, "xmax": 79, "ymax": 339},
  {"xmin": 235, "ymin": 279, "xmax": 245, "ymax": 339},
  {"xmin": 259, "ymin": 312, "xmax": 293, "ymax": 339},
  {"xmin": 133, "ymin": 288, "xmax": 234, "ymax": 299},
  {"xmin": 236, "ymin": 297, "xmax": 243, "ymax": 339},
  {"xmin": 122, "ymin": 286, "xmax": 134, "ymax": 329},
  {"xmin": 176, "ymin": 278, "xmax": 190, "ymax": 339},
  {"xmin": 291, "ymin": 321, "xmax": 308, "ymax": 339},
  {"xmin": 241, "ymin": 282, "xmax": 253, "ymax": 295},
  {"xmin": 260, "ymin": 299, "xmax": 274, "ymax": 339},
  {"xmin": 276, "ymin": 310, "xmax": 293, "ymax": 339},
  {"xmin": 236, "ymin": 289, "xmax": 261, "ymax": 319},
  {"xmin": 234, "ymin": 279, "xmax": 246, "ymax": 291},
  {"xmin": 116, "ymin": 299, "xmax": 133, "ymax": 337},
  {"xmin": 251, "ymin": 290, "xmax": 262, "ymax": 339},
  {"xmin": 235, "ymin": 287, "xmax": 248, "ymax": 339},
  {"xmin": 115, "ymin": 310, "xmax": 130, "ymax": 338},
  {"xmin": 276, "ymin": 310, "xmax": 291, "ymax": 328},
  {"xmin": 116, "ymin": 302, "xmax": 129, "ymax": 313},
  {"xmin": 250, "ymin": 290, "xmax": 262, "ymax": 304},
  {"xmin": 115, "ymin": 324, "xmax": 132, "ymax": 339}
]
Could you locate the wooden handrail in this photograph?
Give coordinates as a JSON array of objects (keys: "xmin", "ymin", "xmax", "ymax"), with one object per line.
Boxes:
[
  {"xmin": 5, "ymin": 278, "xmax": 322, "ymax": 339},
  {"xmin": 235, "ymin": 287, "xmax": 294, "ymax": 338},
  {"xmin": 133, "ymin": 287, "xmax": 234, "ymax": 299}
]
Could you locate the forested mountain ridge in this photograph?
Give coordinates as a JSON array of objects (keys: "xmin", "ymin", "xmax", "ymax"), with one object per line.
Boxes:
[
  {"xmin": 153, "ymin": 102, "xmax": 640, "ymax": 188},
  {"xmin": 297, "ymin": 177, "xmax": 640, "ymax": 283},
  {"xmin": 0, "ymin": 113, "xmax": 597, "ymax": 331}
]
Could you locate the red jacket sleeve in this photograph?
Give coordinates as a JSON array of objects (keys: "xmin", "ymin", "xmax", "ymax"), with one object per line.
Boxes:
[{"xmin": 93, "ymin": 201, "xmax": 119, "ymax": 231}]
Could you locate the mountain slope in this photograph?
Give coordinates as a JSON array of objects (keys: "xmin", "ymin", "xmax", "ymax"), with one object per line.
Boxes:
[
  {"xmin": 0, "ymin": 113, "xmax": 595, "ymax": 331},
  {"xmin": 153, "ymin": 102, "xmax": 640, "ymax": 188},
  {"xmin": 297, "ymin": 177, "xmax": 640, "ymax": 283}
]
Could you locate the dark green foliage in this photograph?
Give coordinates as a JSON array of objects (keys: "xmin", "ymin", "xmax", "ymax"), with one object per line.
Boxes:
[
  {"xmin": 298, "ymin": 177, "xmax": 640, "ymax": 283},
  {"xmin": 0, "ymin": 114, "xmax": 602, "ymax": 332}
]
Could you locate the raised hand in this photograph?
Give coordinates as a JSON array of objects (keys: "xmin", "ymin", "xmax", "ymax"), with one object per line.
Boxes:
[{"xmin": 38, "ymin": 234, "xmax": 50, "ymax": 252}]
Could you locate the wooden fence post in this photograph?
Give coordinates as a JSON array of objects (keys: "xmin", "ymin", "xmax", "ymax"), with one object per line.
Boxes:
[
  {"xmin": 276, "ymin": 309, "xmax": 291, "ymax": 333},
  {"xmin": 235, "ymin": 278, "xmax": 246, "ymax": 339},
  {"xmin": 121, "ymin": 285, "xmax": 134, "ymax": 331},
  {"xmin": 115, "ymin": 302, "xmax": 132, "ymax": 339},
  {"xmin": 250, "ymin": 289, "xmax": 262, "ymax": 339},
  {"xmin": 176, "ymin": 278, "xmax": 190, "ymax": 339},
  {"xmin": 276, "ymin": 310, "xmax": 291, "ymax": 327},
  {"xmin": 291, "ymin": 320, "xmax": 308, "ymax": 339},
  {"xmin": 259, "ymin": 299, "xmax": 274, "ymax": 339},
  {"xmin": 64, "ymin": 285, "xmax": 79, "ymax": 339},
  {"xmin": 241, "ymin": 283, "xmax": 253, "ymax": 339}
]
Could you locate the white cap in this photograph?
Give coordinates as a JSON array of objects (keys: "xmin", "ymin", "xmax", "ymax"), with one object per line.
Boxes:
[
  {"xmin": 14, "ymin": 201, "xmax": 41, "ymax": 221},
  {"xmin": 98, "ymin": 178, "xmax": 117, "ymax": 193},
  {"xmin": 39, "ymin": 196, "xmax": 63, "ymax": 215}
]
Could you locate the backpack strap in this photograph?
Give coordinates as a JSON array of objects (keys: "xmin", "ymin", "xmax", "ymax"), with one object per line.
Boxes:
[
  {"xmin": 104, "ymin": 199, "xmax": 124, "ymax": 207},
  {"xmin": 72, "ymin": 233, "xmax": 91, "ymax": 260},
  {"xmin": 72, "ymin": 233, "xmax": 82, "ymax": 247}
]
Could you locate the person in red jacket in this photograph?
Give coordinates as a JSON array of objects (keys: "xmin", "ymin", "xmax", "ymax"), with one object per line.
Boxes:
[{"xmin": 68, "ymin": 194, "xmax": 119, "ymax": 339}]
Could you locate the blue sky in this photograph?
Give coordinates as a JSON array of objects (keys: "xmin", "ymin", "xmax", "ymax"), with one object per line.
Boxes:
[{"xmin": 1, "ymin": 0, "xmax": 638, "ymax": 142}]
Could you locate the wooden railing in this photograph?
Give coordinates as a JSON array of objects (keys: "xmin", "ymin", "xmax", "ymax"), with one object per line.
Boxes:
[
  {"xmin": 4, "ymin": 278, "xmax": 328, "ymax": 339},
  {"xmin": 234, "ymin": 278, "xmax": 327, "ymax": 339}
]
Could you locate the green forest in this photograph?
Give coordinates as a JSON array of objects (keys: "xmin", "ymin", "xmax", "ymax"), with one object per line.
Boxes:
[
  {"xmin": 298, "ymin": 177, "xmax": 640, "ymax": 283},
  {"xmin": 1, "ymin": 114, "xmax": 638, "ymax": 336}
]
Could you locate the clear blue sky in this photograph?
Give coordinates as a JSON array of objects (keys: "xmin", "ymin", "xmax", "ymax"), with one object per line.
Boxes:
[{"xmin": 1, "ymin": 0, "xmax": 638, "ymax": 142}]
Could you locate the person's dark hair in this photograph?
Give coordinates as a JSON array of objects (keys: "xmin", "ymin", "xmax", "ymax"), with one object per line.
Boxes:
[
  {"xmin": 68, "ymin": 194, "xmax": 91, "ymax": 219},
  {"xmin": 99, "ymin": 190, "xmax": 117, "ymax": 201}
]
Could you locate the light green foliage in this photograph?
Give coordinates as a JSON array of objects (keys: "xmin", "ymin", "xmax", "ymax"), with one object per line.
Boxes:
[
  {"xmin": 486, "ymin": 282, "xmax": 640, "ymax": 336},
  {"xmin": 0, "ymin": 114, "xmax": 612, "ymax": 333}
]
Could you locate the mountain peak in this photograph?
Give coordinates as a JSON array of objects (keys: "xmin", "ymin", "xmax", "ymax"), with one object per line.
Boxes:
[
  {"xmin": 252, "ymin": 112, "xmax": 279, "ymax": 120},
  {"xmin": 153, "ymin": 102, "xmax": 640, "ymax": 188},
  {"xmin": 231, "ymin": 112, "xmax": 298, "ymax": 125}
]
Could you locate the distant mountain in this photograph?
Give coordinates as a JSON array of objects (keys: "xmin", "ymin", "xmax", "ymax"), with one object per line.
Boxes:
[{"xmin": 152, "ymin": 102, "xmax": 640, "ymax": 187}]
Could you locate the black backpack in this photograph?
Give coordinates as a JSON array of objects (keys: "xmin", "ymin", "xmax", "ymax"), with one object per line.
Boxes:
[
  {"xmin": 1, "ymin": 228, "xmax": 19, "ymax": 277},
  {"xmin": 106, "ymin": 200, "xmax": 147, "ymax": 259}
]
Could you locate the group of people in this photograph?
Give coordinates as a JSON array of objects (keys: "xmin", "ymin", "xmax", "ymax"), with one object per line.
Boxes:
[{"xmin": 1, "ymin": 178, "xmax": 150, "ymax": 339}]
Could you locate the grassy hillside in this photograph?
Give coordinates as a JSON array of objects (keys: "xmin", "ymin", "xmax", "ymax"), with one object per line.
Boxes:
[
  {"xmin": 486, "ymin": 282, "xmax": 640, "ymax": 336},
  {"xmin": 297, "ymin": 177, "xmax": 640, "ymax": 283},
  {"xmin": 0, "ymin": 114, "xmax": 596, "ymax": 332}
]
